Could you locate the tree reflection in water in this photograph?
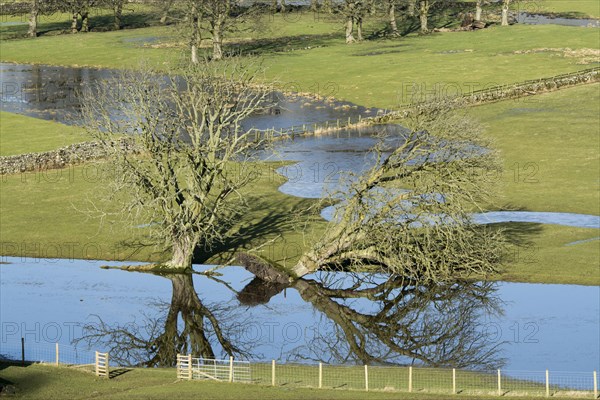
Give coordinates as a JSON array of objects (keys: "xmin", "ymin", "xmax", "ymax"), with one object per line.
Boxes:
[
  {"xmin": 239, "ymin": 272, "xmax": 505, "ymax": 369},
  {"xmin": 77, "ymin": 269, "xmax": 505, "ymax": 370}
]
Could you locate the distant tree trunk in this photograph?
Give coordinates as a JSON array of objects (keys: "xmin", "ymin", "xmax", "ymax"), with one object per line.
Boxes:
[
  {"xmin": 114, "ymin": 0, "xmax": 123, "ymax": 30},
  {"xmin": 501, "ymin": 0, "xmax": 510, "ymax": 25},
  {"xmin": 475, "ymin": 0, "xmax": 482, "ymax": 21},
  {"xmin": 27, "ymin": 0, "xmax": 39, "ymax": 38},
  {"xmin": 407, "ymin": 0, "xmax": 415, "ymax": 17},
  {"xmin": 310, "ymin": 0, "xmax": 318, "ymax": 12},
  {"xmin": 160, "ymin": 0, "xmax": 174, "ymax": 24},
  {"xmin": 389, "ymin": 1, "xmax": 399, "ymax": 36},
  {"xmin": 71, "ymin": 11, "xmax": 79, "ymax": 33},
  {"xmin": 212, "ymin": 24, "xmax": 223, "ymax": 60},
  {"xmin": 345, "ymin": 16, "xmax": 355, "ymax": 43},
  {"xmin": 419, "ymin": 0, "xmax": 429, "ymax": 33},
  {"xmin": 81, "ymin": 10, "xmax": 90, "ymax": 32},
  {"xmin": 323, "ymin": 0, "xmax": 332, "ymax": 13},
  {"xmin": 190, "ymin": 4, "xmax": 201, "ymax": 64},
  {"xmin": 356, "ymin": 16, "xmax": 363, "ymax": 41}
]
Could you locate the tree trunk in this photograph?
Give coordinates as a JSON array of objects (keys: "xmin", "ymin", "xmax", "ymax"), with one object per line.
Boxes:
[
  {"xmin": 114, "ymin": 1, "xmax": 123, "ymax": 30},
  {"xmin": 212, "ymin": 22, "xmax": 223, "ymax": 60},
  {"xmin": 323, "ymin": 0, "xmax": 332, "ymax": 13},
  {"xmin": 190, "ymin": 5, "xmax": 200, "ymax": 64},
  {"xmin": 501, "ymin": 0, "xmax": 510, "ymax": 25},
  {"xmin": 27, "ymin": 0, "xmax": 39, "ymax": 38},
  {"xmin": 160, "ymin": 0, "xmax": 174, "ymax": 24},
  {"xmin": 389, "ymin": 1, "xmax": 399, "ymax": 36},
  {"xmin": 419, "ymin": 0, "xmax": 429, "ymax": 33},
  {"xmin": 167, "ymin": 236, "xmax": 196, "ymax": 270},
  {"xmin": 81, "ymin": 11, "xmax": 89, "ymax": 32},
  {"xmin": 71, "ymin": 11, "xmax": 79, "ymax": 33},
  {"xmin": 356, "ymin": 17, "xmax": 363, "ymax": 41},
  {"xmin": 310, "ymin": 0, "xmax": 318, "ymax": 12},
  {"xmin": 345, "ymin": 16, "xmax": 355, "ymax": 43},
  {"xmin": 407, "ymin": 0, "xmax": 415, "ymax": 17},
  {"xmin": 475, "ymin": 0, "xmax": 482, "ymax": 21}
]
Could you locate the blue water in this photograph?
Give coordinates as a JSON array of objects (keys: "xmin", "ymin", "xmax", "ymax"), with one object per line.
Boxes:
[{"xmin": 0, "ymin": 258, "xmax": 598, "ymax": 372}]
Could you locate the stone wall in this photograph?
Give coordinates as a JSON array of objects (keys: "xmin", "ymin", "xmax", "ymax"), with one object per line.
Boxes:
[{"xmin": 0, "ymin": 139, "xmax": 136, "ymax": 175}]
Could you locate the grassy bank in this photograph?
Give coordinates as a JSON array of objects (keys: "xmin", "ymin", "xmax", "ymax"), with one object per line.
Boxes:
[
  {"xmin": 0, "ymin": 112, "xmax": 88, "ymax": 156},
  {"xmin": 0, "ymin": 362, "xmax": 550, "ymax": 400}
]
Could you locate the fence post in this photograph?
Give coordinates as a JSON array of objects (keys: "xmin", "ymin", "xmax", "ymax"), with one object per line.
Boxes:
[
  {"xmin": 452, "ymin": 368, "xmax": 456, "ymax": 394},
  {"xmin": 271, "ymin": 360, "xmax": 276, "ymax": 386},
  {"xmin": 594, "ymin": 371, "xmax": 598, "ymax": 399},
  {"xmin": 408, "ymin": 366, "xmax": 413, "ymax": 392},
  {"xmin": 497, "ymin": 369, "xmax": 501, "ymax": 396},
  {"xmin": 21, "ymin": 337, "xmax": 24, "ymax": 366},
  {"xmin": 545, "ymin": 369, "xmax": 550, "ymax": 397},
  {"xmin": 229, "ymin": 356, "xmax": 234, "ymax": 383},
  {"xmin": 319, "ymin": 363, "xmax": 322, "ymax": 389},
  {"xmin": 364, "ymin": 365, "xmax": 369, "ymax": 392},
  {"xmin": 55, "ymin": 343, "xmax": 59, "ymax": 366}
]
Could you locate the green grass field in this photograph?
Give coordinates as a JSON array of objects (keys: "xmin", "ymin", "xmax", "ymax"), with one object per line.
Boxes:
[
  {"xmin": 0, "ymin": 112, "xmax": 88, "ymax": 156},
  {"xmin": 0, "ymin": 362, "xmax": 559, "ymax": 400},
  {"xmin": 537, "ymin": 0, "xmax": 600, "ymax": 18}
]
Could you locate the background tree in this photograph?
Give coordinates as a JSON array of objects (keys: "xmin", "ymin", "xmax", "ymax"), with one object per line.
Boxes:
[
  {"xmin": 81, "ymin": 60, "xmax": 273, "ymax": 271},
  {"xmin": 343, "ymin": 0, "xmax": 369, "ymax": 43},
  {"xmin": 501, "ymin": 0, "xmax": 511, "ymax": 25},
  {"xmin": 27, "ymin": 0, "xmax": 39, "ymax": 37},
  {"xmin": 475, "ymin": 0, "xmax": 483, "ymax": 21}
]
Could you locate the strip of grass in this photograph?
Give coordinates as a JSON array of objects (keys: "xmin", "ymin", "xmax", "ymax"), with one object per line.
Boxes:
[
  {"xmin": 0, "ymin": 362, "xmax": 551, "ymax": 400},
  {"xmin": 0, "ymin": 112, "xmax": 88, "ymax": 156},
  {"xmin": 537, "ymin": 0, "xmax": 600, "ymax": 18}
]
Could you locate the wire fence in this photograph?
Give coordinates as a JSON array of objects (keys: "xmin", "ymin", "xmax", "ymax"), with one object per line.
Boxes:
[
  {"xmin": 1, "ymin": 339, "xmax": 97, "ymax": 367},
  {"xmin": 259, "ymin": 66, "xmax": 600, "ymax": 141},
  {"xmin": 178, "ymin": 356, "xmax": 599, "ymax": 398},
  {"xmin": 1, "ymin": 340, "xmax": 598, "ymax": 398}
]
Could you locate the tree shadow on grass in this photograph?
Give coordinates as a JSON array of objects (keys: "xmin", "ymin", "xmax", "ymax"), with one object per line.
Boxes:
[
  {"xmin": 229, "ymin": 33, "xmax": 342, "ymax": 56},
  {"xmin": 193, "ymin": 197, "xmax": 321, "ymax": 265}
]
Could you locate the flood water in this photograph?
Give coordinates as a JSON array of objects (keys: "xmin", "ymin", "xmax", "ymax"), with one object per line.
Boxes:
[
  {"xmin": 0, "ymin": 63, "xmax": 379, "ymax": 130},
  {"xmin": 0, "ymin": 257, "xmax": 598, "ymax": 373}
]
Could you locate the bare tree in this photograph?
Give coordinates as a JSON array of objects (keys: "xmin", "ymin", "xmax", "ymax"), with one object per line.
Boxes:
[
  {"xmin": 501, "ymin": 0, "xmax": 511, "ymax": 25},
  {"xmin": 81, "ymin": 60, "xmax": 273, "ymax": 271},
  {"xmin": 418, "ymin": 0, "xmax": 430, "ymax": 33},
  {"xmin": 242, "ymin": 102, "xmax": 505, "ymax": 284},
  {"xmin": 27, "ymin": 0, "xmax": 39, "ymax": 37},
  {"xmin": 343, "ymin": 0, "xmax": 369, "ymax": 43},
  {"xmin": 475, "ymin": 0, "xmax": 483, "ymax": 21}
]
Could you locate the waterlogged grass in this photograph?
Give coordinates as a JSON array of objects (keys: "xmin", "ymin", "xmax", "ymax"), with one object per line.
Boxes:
[
  {"xmin": 0, "ymin": 362, "xmax": 552, "ymax": 400},
  {"xmin": 0, "ymin": 112, "xmax": 88, "ymax": 156}
]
